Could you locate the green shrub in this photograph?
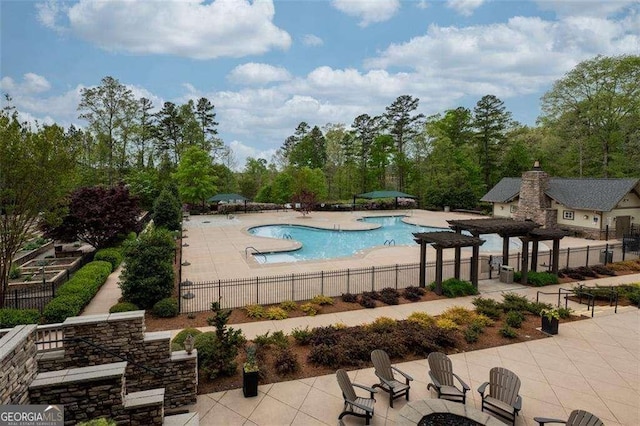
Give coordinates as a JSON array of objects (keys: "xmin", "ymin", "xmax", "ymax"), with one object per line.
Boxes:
[
  {"xmin": 200, "ymin": 301, "xmax": 246, "ymax": 380},
  {"xmin": 109, "ymin": 302, "xmax": 139, "ymax": 313},
  {"xmin": 0, "ymin": 308, "xmax": 40, "ymax": 328},
  {"xmin": 153, "ymin": 189, "xmax": 182, "ymax": 231},
  {"xmin": 515, "ymin": 271, "xmax": 559, "ymax": 286},
  {"xmin": 300, "ymin": 303, "xmax": 318, "ymax": 316},
  {"xmin": 472, "ymin": 297, "xmax": 503, "ymax": 320},
  {"xmin": 557, "ymin": 307, "xmax": 573, "ymax": 319},
  {"xmin": 94, "ymin": 248, "xmax": 124, "ymax": 269},
  {"xmin": 527, "ymin": 301, "xmax": 553, "ymax": 316},
  {"xmin": 43, "ymin": 295, "xmax": 83, "ymax": 323},
  {"xmin": 253, "ymin": 330, "xmax": 289, "ymax": 349},
  {"xmin": 171, "ymin": 328, "xmax": 202, "ymax": 351},
  {"xmin": 279, "ymin": 300, "xmax": 298, "ymax": 312},
  {"xmin": 366, "ymin": 317, "xmax": 397, "ymax": 333},
  {"xmin": 77, "ymin": 419, "xmax": 116, "ymax": 426},
  {"xmin": 291, "ymin": 326, "xmax": 313, "ymax": 345},
  {"xmin": 435, "ymin": 318, "xmax": 459, "ymax": 331},
  {"xmin": 500, "ymin": 325, "xmax": 518, "ymax": 338},
  {"xmin": 265, "ymin": 307, "xmax": 288, "ymax": 320},
  {"xmin": 440, "ymin": 306, "xmax": 477, "ymax": 325},
  {"xmin": 432, "ymin": 278, "xmax": 479, "ymax": 297},
  {"xmin": 501, "ymin": 293, "xmax": 533, "ymax": 313},
  {"xmin": 152, "ymin": 298, "xmax": 179, "ymax": 318},
  {"xmin": 244, "ymin": 304, "xmax": 266, "ymax": 319},
  {"xmin": 505, "ymin": 310, "xmax": 525, "ymax": 328},
  {"xmin": 464, "ymin": 327, "xmax": 479, "ymax": 343},
  {"xmin": 273, "ymin": 348, "xmax": 300, "ymax": 375},
  {"xmin": 358, "ymin": 294, "xmax": 376, "ymax": 309},
  {"xmin": 310, "ymin": 294, "xmax": 334, "ymax": 306},
  {"xmin": 119, "ymin": 227, "xmax": 175, "ymax": 309},
  {"xmin": 8, "ymin": 264, "xmax": 21, "ymax": 279},
  {"xmin": 42, "ymin": 260, "xmax": 113, "ymax": 323}
]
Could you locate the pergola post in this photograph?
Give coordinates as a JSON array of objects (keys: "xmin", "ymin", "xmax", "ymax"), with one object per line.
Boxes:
[
  {"xmin": 471, "ymin": 244, "xmax": 480, "ymax": 289},
  {"xmin": 435, "ymin": 247, "xmax": 443, "ymax": 295},
  {"xmin": 454, "ymin": 229, "xmax": 461, "ymax": 279},
  {"xmin": 531, "ymin": 240, "xmax": 539, "ymax": 272},
  {"xmin": 552, "ymin": 239, "xmax": 561, "ymax": 275},
  {"xmin": 502, "ymin": 235, "xmax": 510, "ymax": 266},
  {"xmin": 520, "ymin": 238, "xmax": 529, "ymax": 285},
  {"xmin": 418, "ymin": 240, "xmax": 426, "ymax": 288}
]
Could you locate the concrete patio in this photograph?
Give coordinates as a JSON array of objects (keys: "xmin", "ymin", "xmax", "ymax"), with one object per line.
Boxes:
[{"xmin": 188, "ymin": 276, "xmax": 640, "ymax": 426}]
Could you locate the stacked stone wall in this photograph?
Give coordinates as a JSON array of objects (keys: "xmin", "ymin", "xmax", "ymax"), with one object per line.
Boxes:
[
  {"xmin": 515, "ymin": 170, "xmax": 556, "ymax": 228},
  {"xmin": 0, "ymin": 324, "xmax": 38, "ymax": 404}
]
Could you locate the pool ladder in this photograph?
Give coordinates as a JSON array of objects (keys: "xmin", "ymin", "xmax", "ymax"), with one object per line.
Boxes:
[
  {"xmin": 384, "ymin": 239, "xmax": 396, "ymax": 246},
  {"xmin": 283, "ymin": 233, "xmax": 293, "ymax": 239},
  {"xmin": 333, "ymin": 224, "xmax": 341, "ymax": 231},
  {"xmin": 245, "ymin": 246, "xmax": 267, "ymax": 263}
]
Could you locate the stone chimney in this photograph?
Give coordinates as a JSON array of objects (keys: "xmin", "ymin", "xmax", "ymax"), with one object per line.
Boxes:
[{"xmin": 514, "ymin": 161, "xmax": 557, "ymax": 228}]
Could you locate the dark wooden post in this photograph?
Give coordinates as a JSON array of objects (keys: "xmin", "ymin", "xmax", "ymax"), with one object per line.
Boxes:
[
  {"xmin": 454, "ymin": 229, "xmax": 461, "ymax": 279},
  {"xmin": 419, "ymin": 240, "xmax": 426, "ymax": 288},
  {"xmin": 502, "ymin": 235, "xmax": 510, "ymax": 266},
  {"xmin": 552, "ymin": 239, "xmax": 561, "ymax": 275},
  {"xmin": 531, "ymin": 240, "xmax": 539, "ymax": 272},
  {"xmin": 435, "ymin": 247, "xmax": 443, "ymax": 295},
  {"xmin": 520, "ymin": 238, "xmax": 529, "ymax": 285},
  {"xmin": 471, "ymin": 244, "xmax": 480, "ymax": 289}
]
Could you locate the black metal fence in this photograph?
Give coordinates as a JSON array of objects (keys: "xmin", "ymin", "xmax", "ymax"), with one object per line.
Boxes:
[
  {"xmin": 179, "ymin": 240, "xmax": 640, "ymax": 313},
  {"xmin": 2, "ymin": 282, "xmax": 57, "ymax": 312}
]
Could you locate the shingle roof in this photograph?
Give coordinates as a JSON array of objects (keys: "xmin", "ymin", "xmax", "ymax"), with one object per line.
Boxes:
[
  {"xmin": 480, "ymin": 178, "xmax": 521, "ymax": 203},
  {"xmin": 482, "ymin": 177, "xmax": 640, "ymax": 212}
]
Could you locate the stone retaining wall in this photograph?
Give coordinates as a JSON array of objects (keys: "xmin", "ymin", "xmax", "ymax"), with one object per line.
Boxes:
[
  {"xmin": 37, "ymin": 311, "xmax": 197, "ymax": 409},
  {"xmin": 0, "ymin": 324, "xmax": 38, "ymax": 404}
]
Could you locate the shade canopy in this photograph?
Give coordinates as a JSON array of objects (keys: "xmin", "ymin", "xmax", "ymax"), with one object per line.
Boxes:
[
  {"xmin": 356, "ymin": 190, "xmax": 416, "ymax": 199},
  {"xmin": 207, "ymin": 193, "xmax": 249, "ymax": 203}
]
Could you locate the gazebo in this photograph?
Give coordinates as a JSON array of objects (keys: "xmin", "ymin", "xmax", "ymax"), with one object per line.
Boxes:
[
  {"xmin": 353, "ymin": 190, "xmax": 416, "ymax": 209},
  {"xmin": 207, "ymin": 193, "xmax": 250, "ymax": 213}
]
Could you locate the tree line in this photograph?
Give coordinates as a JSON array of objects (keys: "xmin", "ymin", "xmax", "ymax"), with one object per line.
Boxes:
[{"xmin": 1, "ymin": 54, "xmax": 638, "ymax": 300}]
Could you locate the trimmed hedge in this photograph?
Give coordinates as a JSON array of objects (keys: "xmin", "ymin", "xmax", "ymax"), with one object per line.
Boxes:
[
  {"xmin": 0, "ymin": 308, "xmax": 40, "ymax": 328},
  {"xmin": 152, "ymin": 298, "xmax": 179, "ymax": 318},
  {"xmin": 94, "ymin": 248, "xmax": 124, "ymax": 269},
  {"xmin": 109, "ymin": 302, "xmax": 139, "ymax": 313},
  {"xmin": 43, "ymin": 260, "xmax": 113, "ymax": 323},
  {"xmin": 430, "ymin": 278, "xmax": 479, "ymax": 297}
]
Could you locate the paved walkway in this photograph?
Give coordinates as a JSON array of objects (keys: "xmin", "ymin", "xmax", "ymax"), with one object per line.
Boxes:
[
  {"xmin": 82, "ymin": 265, "xmax": 123, "ymax": 315},
  {"xmin": 185, "ymin": 274, "xmax": 640, "ymax": 426}
]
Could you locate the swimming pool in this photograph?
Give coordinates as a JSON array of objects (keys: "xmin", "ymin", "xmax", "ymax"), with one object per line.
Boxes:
[{"xmin": 248, "ymin": 216, "xmax": 520, "ymax": 264}]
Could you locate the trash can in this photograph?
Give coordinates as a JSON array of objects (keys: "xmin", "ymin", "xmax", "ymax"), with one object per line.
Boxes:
[
  {"xmin": 499, "ymin": 265, "xmax": 514, "ymax": 284},
  {"xmin": 599, "ymin": 250, "xmax": 613, "ymax": 264}
]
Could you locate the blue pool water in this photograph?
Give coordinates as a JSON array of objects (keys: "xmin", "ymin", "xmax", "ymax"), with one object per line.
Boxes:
[{"xmin": 248, "ymin": 216, "xmax": 520, "ymax": 264}]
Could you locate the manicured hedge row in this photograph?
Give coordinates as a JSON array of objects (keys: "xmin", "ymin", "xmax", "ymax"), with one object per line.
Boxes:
[
  {"xmin": 94, "ymin": 247, "xmax": 124, "ymax": 270},
  {"xmin": 0, "ymin": 308, "xmax": 41, "ymax": 328},
  {"xmin": 43, "ymin": 260, "xmax": 113, "ymax": 323}
]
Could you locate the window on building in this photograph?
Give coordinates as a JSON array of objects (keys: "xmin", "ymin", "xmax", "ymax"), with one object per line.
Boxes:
[
  {"xmin": 510, "ymin": 205, "xmax": 517, "ymax": 213},
  {"xmin": 563, "ymin": 210, "xmax": 574, "ymax": 220}
]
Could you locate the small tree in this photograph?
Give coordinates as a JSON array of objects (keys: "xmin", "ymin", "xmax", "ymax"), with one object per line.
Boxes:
[
  {"xmin": 41, "ymin": 184, "xmax": 140, "ymax": 249},
  {"xmin": 119, "ymin": 227, "xmax": 175, "ymax": 309},
  {"xmin": 199, "ymin": 300, "xmax": 245, "ymax": 379},
  {"xmin": 152, "ymin": 189, "xmax": 181, "ymax": 231}
]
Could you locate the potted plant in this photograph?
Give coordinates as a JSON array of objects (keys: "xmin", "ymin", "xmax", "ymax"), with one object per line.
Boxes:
[
  {"xmin": 242, "ymin": 344, "xmax": 259, "ymax": 397},
  {"xmin": 540, "ymin": 308, "xmax": 560, "ymax": 335}
]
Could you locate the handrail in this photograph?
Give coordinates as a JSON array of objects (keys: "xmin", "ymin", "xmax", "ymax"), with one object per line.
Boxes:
[
  {"xmin": 245, "ymin": 246, "xmax": 267, "ymax": 262},
  {"xmin": 536, "ymin": 286, "xmax": 597, "ymax": 317},
  {"xmin": 384, "ymin": 239, "xmax": 396, "ymax": 246},
  {"xmin": 573, "ymin": 283, "xmax": 619, "ymax": 314}
]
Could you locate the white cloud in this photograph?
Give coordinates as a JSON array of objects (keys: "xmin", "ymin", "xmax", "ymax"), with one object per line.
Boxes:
[
  {"xmin": 38, "ymin": 0, "xmax": 292, "ymax": 59},
  {"xmin": 302, "ymin": 34, "xmax": 324, "ymax": 47},
  {"xmin": 1, "ymin": 73, "xmax": 51, "ymax": 94},
  {"xmin": 535, "ymin": 0, "xmax": 639, "ymax": 18},
  {"xmin": 228, "ymin": 63, "xmax": 292, "ymax": 85},
  {"xmin": 416, "ymin": 1, "xmax": 430, "ymax": 10},
  {"xmin": 331, "ymin": 0, "xmax": 401, "ymax": 27},
  {"xmin": 446, "ymin": 0, "xmax": 485, "ymax": 17},
  {"xmin": 229, "ymin": 140, "xmax": 276, "ymax": 168}
]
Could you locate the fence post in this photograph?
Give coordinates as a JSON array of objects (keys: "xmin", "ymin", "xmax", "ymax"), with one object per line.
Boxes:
[
  {"xmin": 585, "ymin": 245, "xmax": 590, "ymax": 267},
  {"xmin": 622, "ymin": 240, "xmax": 626, "ymax": 261},
  {"xmin": 218, "ymin": 279, "xmax": 221, "ymax": 302},
  {"xmin": 566, "ymin": 247, "xmax": 570, "ymax": 269},
  {"xmin": 347, "ymin": 269, "xmax": 350, "ymax": 294},
  {"xmin": 371, "ymin": 266, "xmax": 375, "ymax": 291},
  {"xmin": 51, "ymin": 281, "xmax": 55, "ymax": 298},
  {"xmin": 14, "ymin": 289, "xmax": 18, "ymax": 309},
  {"xmin": 605, "ymin": 243, "xmax": 609, "ymax": 265},
  {"xmin": 395, "ymin": 264, "xmax": 398, "ymax": 289},
  {"xmin": 321, "ymin": 271, "xmax": 324, "ymax": 295},
  {"xmin": 256, "ymin": 276, "xmax": 259, "ymax": 304},
  {"xmin": 291, "ymin": 274, "xmax": 295, "ymax": 300},
  {"xmin": 177, "ymin": 281, "xmax": 182, "ymax": 313}
]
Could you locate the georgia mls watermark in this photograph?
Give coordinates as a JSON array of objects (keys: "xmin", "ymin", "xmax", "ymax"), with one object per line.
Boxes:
[{"xmin": 0, "ymin": 405, "xmax": 63, "ymax": 426}]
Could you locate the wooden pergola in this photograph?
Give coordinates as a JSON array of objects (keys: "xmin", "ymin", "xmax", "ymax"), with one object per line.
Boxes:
[
  {"xmin": 447, "ymin": 218, "xmax": 567, "ymax": 285},
  {"xmin": 413, "ymin": 231, "xmax": 485, "ymax": 295}
]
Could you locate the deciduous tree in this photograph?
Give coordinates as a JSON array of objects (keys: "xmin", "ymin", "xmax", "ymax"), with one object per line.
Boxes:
[{"xmin": 173, "ymin": 146, "xmax": 216, "ymax": 207}]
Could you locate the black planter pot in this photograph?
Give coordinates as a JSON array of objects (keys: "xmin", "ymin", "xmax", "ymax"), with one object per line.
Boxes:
[
  {"xmin": 243, "ymin": 369, "xmax": 259, "ymax": 397},
  {"xmin": 541, "ymin": 316, "xmax": 559, "ymax": 335}
]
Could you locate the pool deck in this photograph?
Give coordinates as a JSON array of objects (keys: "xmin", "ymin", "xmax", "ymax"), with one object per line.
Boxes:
[{"xmin": 181, "ymin": 210, "xmax": 601, "ymax": 282}]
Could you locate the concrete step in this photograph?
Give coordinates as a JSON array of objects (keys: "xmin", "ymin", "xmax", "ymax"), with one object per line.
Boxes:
[
  {"xmin": 573, "ymin": 304, "xmax": 638, "ymax": 318},
  {"xmin": 163, "ymin": 412, "xmax": 199, "ymax": 426}
]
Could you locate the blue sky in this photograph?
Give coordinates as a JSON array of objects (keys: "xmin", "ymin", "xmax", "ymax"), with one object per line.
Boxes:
[{"xmin": 1, "ymin": 0, "xmax": 639, "ymax": 168}]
